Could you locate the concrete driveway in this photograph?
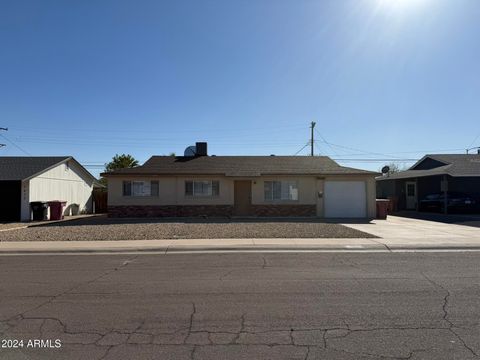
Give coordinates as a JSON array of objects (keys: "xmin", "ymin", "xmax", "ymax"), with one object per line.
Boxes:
[{"xmin": 344, "ymin": 215, "xmax": 480, "ymax": 249}]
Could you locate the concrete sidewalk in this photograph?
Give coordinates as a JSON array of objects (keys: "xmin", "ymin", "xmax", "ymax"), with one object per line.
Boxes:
[{"xmin": 1, "ymin": 215, "xmax": 479, "ymax": 253}]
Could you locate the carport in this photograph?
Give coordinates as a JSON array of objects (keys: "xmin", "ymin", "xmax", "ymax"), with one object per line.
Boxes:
[
  {"xmin": 376, "ymin": 154, "xmax": 480, "ymax": 214},
  {"xmin": 0, "ymin": 180, "xmax": 21, "ymax": 221}
]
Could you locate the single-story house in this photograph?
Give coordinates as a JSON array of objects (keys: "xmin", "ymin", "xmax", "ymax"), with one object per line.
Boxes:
[
  {"xmin": 102, "ymin": 143, "xmax": 378, "ymax": 218},
  {"xmin": 0, "ymin": 156, "xmax": 99, "ymax": 222},
  {"xmin": 376, "ymin": 154, "xmax": 480, "ymax": 212}
]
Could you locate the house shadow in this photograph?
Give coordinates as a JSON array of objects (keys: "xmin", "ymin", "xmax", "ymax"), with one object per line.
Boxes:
[
  {"xmin": 28, "ymin": 215, "xmax": 375, "ymax": 228},
  {"xmin": 393, "ymin": 211, "xmax": 480, "ymax": 229}
]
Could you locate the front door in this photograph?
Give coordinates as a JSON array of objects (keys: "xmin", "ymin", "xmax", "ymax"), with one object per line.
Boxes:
[
  {"xmin": 234, "ymin": 180, "xmax": 252, "ymax": 216},
  {"xmin": 405, "ymin": 181, "xmax": 417, "ymax": 210}
]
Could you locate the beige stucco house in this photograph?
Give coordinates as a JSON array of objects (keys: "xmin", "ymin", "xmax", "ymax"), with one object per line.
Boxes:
[{"xmin": 103, "ymin": 144, "xmax": 378, "ymax": 218}]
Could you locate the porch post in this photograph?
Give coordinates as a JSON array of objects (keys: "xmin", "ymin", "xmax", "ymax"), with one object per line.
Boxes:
[
  {"xmin": 442, "ymin": 175, "xmax": 448, "ymax": 215},
  {"xmin": 415, "ymin": 178, "xmax": 418, "ymax": 211}
]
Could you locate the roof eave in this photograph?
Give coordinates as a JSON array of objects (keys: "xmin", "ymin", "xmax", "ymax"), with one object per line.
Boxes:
[{"xmin": 102, "ymin": 171, "xmax": 379, "ymax": 177}]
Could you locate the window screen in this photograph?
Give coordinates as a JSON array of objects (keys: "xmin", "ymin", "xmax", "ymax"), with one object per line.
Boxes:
[
  {"xmin": 122, "ymin": 181, "xmax": 132, "ymax": 196},
  {"xmin": 123, "ymin": 180, "xmax": 157, "ymax": 197},
  {"xmin": 264, "ymin": 181, "xmax": 298, "ymax": 201},
  {"xmin": 185, "ymin": 180, "xmax": 219, "ymax": 196}
]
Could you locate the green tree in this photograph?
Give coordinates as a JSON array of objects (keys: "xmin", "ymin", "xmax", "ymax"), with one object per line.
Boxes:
[
  {"xmin": 105, "ymin": 154, "xmax": 139, "ymax": 172},
  {"xmin": 100, "ymin": 154, "xmax": 139, "ymax": 187}
]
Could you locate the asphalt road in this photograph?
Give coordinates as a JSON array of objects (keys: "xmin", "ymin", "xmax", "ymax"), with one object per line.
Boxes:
[{"xmin": 0, "ymin": 252, "xmax": 479, "ymax": 360}]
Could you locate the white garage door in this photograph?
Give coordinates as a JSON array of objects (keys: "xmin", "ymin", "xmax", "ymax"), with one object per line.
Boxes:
[{"xmin": 324, "ymin": 181, "xmax": 367, "ymax": 218}]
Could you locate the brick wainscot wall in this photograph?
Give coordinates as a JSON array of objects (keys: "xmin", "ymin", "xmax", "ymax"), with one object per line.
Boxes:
[
  {"xmin": 251, "ymin": 205, "xmax": 316, "ymax": 217},
  {"xmin": 109, "ymin": 205, "xmax": 316, "ymax": 217},
  {"xmin": 108, "ymin": 205, "xmax": 234, "ymax": 218}
]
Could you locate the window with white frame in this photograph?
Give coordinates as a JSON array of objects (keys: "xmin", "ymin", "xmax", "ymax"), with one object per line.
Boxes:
[
  {"xmin": 185, "ymin": 180, "xmax": 219, "ymax": 197},
  {"xmin": 123, "ymin": 180, "xmax": 159, "ymax": 197},
  {"xmin": 264, "ymin": 181, "xmax": 298, "ymax": 201}
]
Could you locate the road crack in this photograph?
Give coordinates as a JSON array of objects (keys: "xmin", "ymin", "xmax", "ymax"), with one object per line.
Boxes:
[
  {"xmin": 422, "ymin": 273, "xmax": 478, "ymax": 358},
  {"xmin": 2, "ymin": 256, "xmax": 138, "ymax": 344}
]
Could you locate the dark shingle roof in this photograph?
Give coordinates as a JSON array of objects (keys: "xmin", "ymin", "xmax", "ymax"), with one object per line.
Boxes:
[
  {"xmin": 377, "ymin": 154, "xmax": 480, "ymax": 181},
  {"xmin": 426, "ymin": 154, "xmax": 480, "ymax": 176},
  {"xmin": 0, "ymin": 156, "xmax": 71, "ymax": 181},
  {"xmin": 103, "ymin": 156, "xmax": 377, "ymax": 177}
]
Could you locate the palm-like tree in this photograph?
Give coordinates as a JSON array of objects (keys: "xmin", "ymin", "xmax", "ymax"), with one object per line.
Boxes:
[{"xmin": 105, "ymin": 154, "xmax": 139, "ymax": 172}]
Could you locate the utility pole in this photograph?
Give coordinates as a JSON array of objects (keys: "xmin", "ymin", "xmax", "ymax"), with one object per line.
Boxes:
[
  {"xmin": 0, "ymin": 127, "xmax": 7, "ymax": 148},
  {"xmin": 310, "ymin": 121, "xmax": 316, "ymax": 156}
]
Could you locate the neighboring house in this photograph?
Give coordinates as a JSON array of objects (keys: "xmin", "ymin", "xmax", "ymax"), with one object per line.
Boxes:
[
  {"xmin": 102, "ymin": 143, "xmax": 378, "ymax": 218},
  {"xmin": 0, "ymin": 156, "xmax": 99, "ymax": 222},
  {"xmin": 377, "ymin": 154, "xmax": 480, "ymax": 211}
]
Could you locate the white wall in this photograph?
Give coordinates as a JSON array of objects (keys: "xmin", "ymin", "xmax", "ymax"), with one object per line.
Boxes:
[{"xmin": 23, "ymin": 161, "xmax": 94, "ymax": 221}]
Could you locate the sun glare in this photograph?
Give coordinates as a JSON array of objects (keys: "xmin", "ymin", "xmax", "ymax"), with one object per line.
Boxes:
[{"xmin": 377, "ymin": 0, "xmax": 431, "ymax": 11}]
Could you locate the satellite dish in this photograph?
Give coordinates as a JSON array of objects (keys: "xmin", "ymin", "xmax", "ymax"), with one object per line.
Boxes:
[
  {"xmin": 184, "ymin": 145, "xmax": 196, "ymax": 157},
  {"xmin": 381, "ymin": 166, "xmax": 390, "ymax": 174}
]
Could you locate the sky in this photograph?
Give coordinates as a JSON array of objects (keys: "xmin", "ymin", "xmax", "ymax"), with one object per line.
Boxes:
[{"xmin": 1, "ymin": 0, "xmax": 479, "ymax": 177}]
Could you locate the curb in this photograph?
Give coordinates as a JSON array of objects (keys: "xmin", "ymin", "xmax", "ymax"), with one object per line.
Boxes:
[
  {"xmin": 0, "ymin": 245, "xmax": 384, "ymax": 254},
  {"xmin": 1, "ymin": 244, "xmax": 480, "ymax": 254}
]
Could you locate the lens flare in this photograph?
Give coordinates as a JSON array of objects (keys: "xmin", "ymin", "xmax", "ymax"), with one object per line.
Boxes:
[{"xmin": 377, "ymin": 0, "xmax": 431, "ymax": 10}]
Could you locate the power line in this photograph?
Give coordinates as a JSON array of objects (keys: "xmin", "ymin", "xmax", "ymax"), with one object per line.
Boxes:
[
  {"xmin": 0, "ymin": 127, "xmax": 7, "ymax": 147},
  {"xmin": 294, "ymin": 142, "xmax": 311, "ymax": 156},
  {"xmin": 332, "ymin": 158, "xmax": 417, "ymax": 162},
  {"xmin": 11, "ymin": 137, "xmax": 307, "ymax": 146},
  {"xmin": 40, "ymin": 140, "xmax": 305, "ymax": 146},
  {"xmin": 10, "ymin": 132, "xmax": 307, "ymax": 144},
  {"xmin": 314, "ymin": 128, "xmax": 339, "ymax": 156},
  {"xmin": 376, "ymin": 148, "xmax": 465, "ymax": 154},
  {"xmin": 9, "ymin": 124, "xmax": 308, "ymax": 136},
  {"xmin": 468, "ymin": 132, "xmax": 480, "ymax": 148},
  {"xmin": 0, "ymin": 133, "xmax": 31, "ymax": 155},
  {"xmin": 314, "ymin": 140, "xmax": 405, "ymax": 159}
]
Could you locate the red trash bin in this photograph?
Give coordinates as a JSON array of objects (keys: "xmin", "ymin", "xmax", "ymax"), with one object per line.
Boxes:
[
  {"xmin": 376, "ymin": 199, "xmax": 390, "ymax": 220},
  {"xmin": 48, "ymin": 201, "xmax": 67, "ymax": 220}
]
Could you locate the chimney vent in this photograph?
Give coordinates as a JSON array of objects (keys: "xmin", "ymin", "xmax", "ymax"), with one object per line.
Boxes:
[{"xmin": 195, "ymin": 142, "xmax": 208, "ymax": 156}]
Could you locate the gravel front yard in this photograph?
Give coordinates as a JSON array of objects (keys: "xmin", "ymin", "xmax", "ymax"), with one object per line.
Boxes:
[{"xmin": 0, "ymin": 217, "xmax": 376, "ymax": 241}]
